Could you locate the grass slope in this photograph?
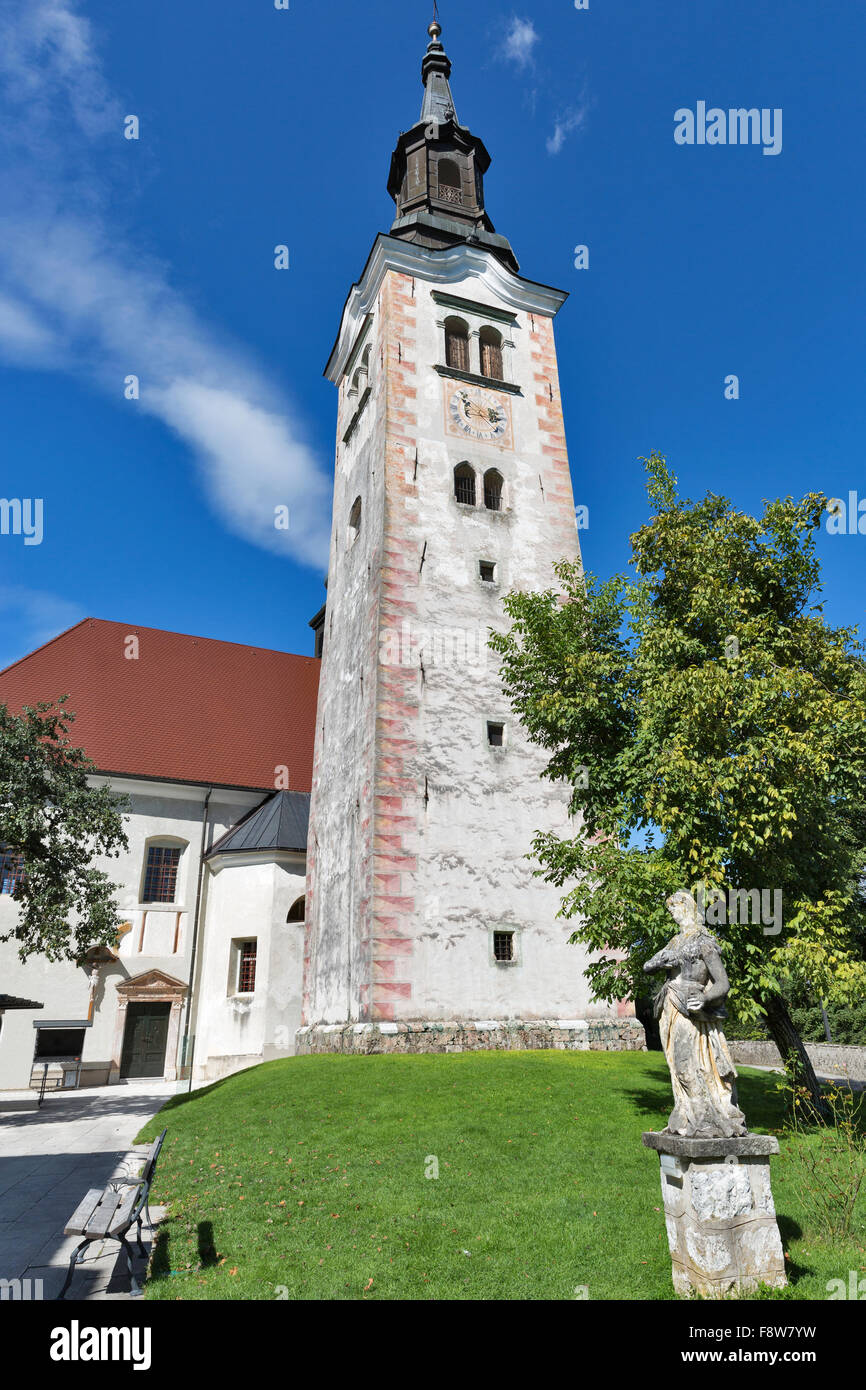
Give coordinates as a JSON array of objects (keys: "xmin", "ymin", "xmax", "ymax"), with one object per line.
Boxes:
[{"xmin": 137, "ymin": 1050, "xmax": 865, "ymax": 1300}]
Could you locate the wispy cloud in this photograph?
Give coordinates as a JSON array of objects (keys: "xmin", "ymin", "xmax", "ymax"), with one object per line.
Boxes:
[
  {"xmin": 546, "ymin": 104, "xmax": 590, "ymax": 156},
  {"xmin": 0, "ymin": 586, "xmax": 86, "ymax": 671},
  {"xmin": 0, "ymin": 0, "xmax": 330, "ymax": 568},
  {"xmin": 500, "ymin": 17, "xmax": 539, "ymax": 69}
]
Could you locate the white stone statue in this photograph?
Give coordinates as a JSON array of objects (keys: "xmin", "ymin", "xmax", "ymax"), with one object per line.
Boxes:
[{"xmin": 643, "ymin": 890, "xmax": 747, "ymax": 1139}]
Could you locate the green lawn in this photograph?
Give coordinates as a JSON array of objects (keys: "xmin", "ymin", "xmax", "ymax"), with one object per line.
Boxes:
[{"xmin": 136, "ymin": 1050, "xmax": 865, "ymax": 1300}]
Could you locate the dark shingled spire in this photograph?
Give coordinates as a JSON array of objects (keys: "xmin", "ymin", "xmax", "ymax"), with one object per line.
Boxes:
[
  {"xmin": 420, "ymin": 20, "xmax": 458, "ymax": 125},
  {"xmin": 386, "ymin": 19, "xmax": 519, "ymax": 274}
]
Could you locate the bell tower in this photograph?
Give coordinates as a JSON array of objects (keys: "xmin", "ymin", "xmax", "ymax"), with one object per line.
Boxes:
[{"xmin": 299, "ymin": 22, "xmax": 641, "ymax": 1055}]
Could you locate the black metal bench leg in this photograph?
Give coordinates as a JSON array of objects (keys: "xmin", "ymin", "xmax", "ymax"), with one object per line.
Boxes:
[
  {"xmin": 136, "ymin": 1216, "xmax": 145, "ymax": 1257},
  {"xmin": 144, "ymin": 1196, "xmax": 154, "ymax": 1231},
  {"xmin": 57, "ymin": 1239, "xmax": 89, "ymax": 1301},
  {"xmin": 120, "ymin": 1235, "xmax": 142, "ymax": 1297}
]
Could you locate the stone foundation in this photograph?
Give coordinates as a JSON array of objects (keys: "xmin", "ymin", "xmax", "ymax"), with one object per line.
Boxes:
[
  {"xmin": 296, "ymin": 1017, "xmax": 646, "ymax": 1055},
  {"xmin": 642, "ymin": 1132, "xmax": 787, "ymax": 1298}
]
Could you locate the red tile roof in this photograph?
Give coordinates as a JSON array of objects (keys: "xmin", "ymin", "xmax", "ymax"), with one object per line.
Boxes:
[{"xmin": 0, "ymin": 619, "xmax": 320, "ymax": 792}]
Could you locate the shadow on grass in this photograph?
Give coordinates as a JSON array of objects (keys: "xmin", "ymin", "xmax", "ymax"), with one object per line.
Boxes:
[
  {"xmin": 150, "ymin": 1224, "xmax": 171, "ymax": 1284},
  {"xmin": 197, "ymin": 1220, "xmax": 218, "ymax": 1267},
  {"xmin": 622, "ymin": 1083, "xmax": 672, "ymax": 1124},
  {"xmin": 153, "ymin": 1072, "xmax": 255, "ymax": 1114},
  {"xmin": 775, "ymin": 1213, "xmax": 811, "ymax": 1285}
]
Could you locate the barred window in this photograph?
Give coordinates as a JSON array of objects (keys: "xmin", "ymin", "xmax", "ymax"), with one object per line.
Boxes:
[
  {"xmin": 445, "ymin": 317, "xmax": 470, "ymax": 373},
  {"xmin": 480, "ymin": 326, "xmax": 504, "ymax": 381},
  {"xmin": 238, "ymin": 941, "xmax": 257, "ymax": 994},
  {"xmin": 479, "ymin": 561, "xmax": 496, "ymax": 583},
  {"xmin": 143, "ymin": 845, "xmax": 182, "ymax": 903},
  {"xmin": 454, "ymin": 463, "xmax": 476, "ymax": 506},
  {"xmin": 487, "ymin": 721, "xmax": 505, "ymax": 747},
  {"xmin": 493, "ymin": 930, "xmax": 515, "ymax": 962},
  {"xmin": 484, "ymin": 469, "xmax": 503, "ymax": 511},
  {"xmin": 0, "ymin": 848, "xmax": 24, "ymax": 895}
]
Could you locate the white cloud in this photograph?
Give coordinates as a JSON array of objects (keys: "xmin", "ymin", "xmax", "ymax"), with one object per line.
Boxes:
[
  {"xmin": 501, "ymin": 17, "xmax": 539, "ymax": 69},
  {"xmin": 546, "ymin": 105, "xmax": 589, "ymax": 156},
  {"xmin": 0, "ymin": 293, "xmax": 60, "ymax": 362},
  {"xmin": 0, "ymin": 0, "xmax": 331, "ymax": 568},
  {"xmin": 0, "ymin": 587, "xmax": 86, "ymax": 670}
]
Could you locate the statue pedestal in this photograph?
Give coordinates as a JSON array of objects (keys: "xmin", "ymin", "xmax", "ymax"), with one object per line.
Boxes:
[{"xmin": 642, "ymin": 1132, "xmax": 787, "ymax": 1298}]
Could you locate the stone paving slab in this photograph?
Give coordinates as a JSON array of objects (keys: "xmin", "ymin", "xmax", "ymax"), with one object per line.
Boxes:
[{"xmin": 0, "ymin": 1081, "xmax": 172, "ymax": 1300}]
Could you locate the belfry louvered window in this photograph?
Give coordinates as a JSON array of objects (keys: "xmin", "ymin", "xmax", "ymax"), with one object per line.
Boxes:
[
  {"xmin": 480, "ymin": 326, "xmax": 504, "ymax": 381},
  {"xmin": 438, "ymin": 159, "xmax": 463, "ymax": 206},
  {"xmin": 445, "ymin": 317, "xmax": 470, "ymax": 373}
]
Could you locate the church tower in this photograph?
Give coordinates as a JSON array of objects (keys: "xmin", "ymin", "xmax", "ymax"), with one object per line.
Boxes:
[{"xmin": 299, "ymin": 21, "xmax": 641, "ymax": 1054}]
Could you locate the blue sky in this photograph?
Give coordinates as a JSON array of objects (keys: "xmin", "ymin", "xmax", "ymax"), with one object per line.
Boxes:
[{"xmin": 0, "ymin": 0, "xmax": 864, "ymax": 672}]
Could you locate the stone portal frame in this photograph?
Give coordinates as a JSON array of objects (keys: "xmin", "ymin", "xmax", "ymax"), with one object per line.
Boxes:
[{"xmin": 110, "ymin": 969, "xmax": 188, "ymax": 1083}]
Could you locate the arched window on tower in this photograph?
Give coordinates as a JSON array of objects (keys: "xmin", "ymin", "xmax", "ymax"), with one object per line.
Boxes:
[
  {"xmin": 444, "ymin": 316, "xmax": 470, "ymax": 373},
  {"xmin": 438, "ymin": 158, "xmax": 463, "ymax": 205},
  {"xmin": 484, "ymin": 468, "xmax": 503, "ymax": 512},
  {"xmin": 287, "ymin": 896, "xmax": 305, "ymax": 923},
  {"xmin": 480, "ymin": 326, "xmax": 504, "ymax": 381},
  {"xmin": 454, "ymin": 463, "xmax": 476, "ymax": 507}
]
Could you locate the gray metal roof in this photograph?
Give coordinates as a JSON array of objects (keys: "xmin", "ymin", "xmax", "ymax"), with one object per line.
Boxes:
[{"xmin": 207, "ymin": 790, "xmax": 309, "ymax": 858}]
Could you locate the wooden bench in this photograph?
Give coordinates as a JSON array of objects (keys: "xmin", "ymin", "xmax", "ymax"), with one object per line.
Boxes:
[{"xmin": 57, "ymin": 1127, "xmax": 167, "ymax": 1300}]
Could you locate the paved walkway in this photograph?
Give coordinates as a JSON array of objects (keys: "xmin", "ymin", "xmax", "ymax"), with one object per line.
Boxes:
[{"xmin": 0, "ymin": 1081, "xmax": 173, "ymax": 1300}]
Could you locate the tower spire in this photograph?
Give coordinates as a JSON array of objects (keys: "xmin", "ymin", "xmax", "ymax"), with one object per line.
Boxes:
[
  {"xmin": 420, "ymin": 18, "xmax": 458, "ymax": 126},
  {"xmin": 385, "ymin": 17, "xmax": 519, "ymax": 273}
]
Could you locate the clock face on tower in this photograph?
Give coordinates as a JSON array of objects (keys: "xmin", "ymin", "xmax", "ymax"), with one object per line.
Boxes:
[{"xmin": 445, "ymin": 383, "xmax": 512, "ymax": 447}]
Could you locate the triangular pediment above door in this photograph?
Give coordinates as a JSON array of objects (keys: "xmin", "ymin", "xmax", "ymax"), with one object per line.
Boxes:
[{"xmin": 116, "ymin": 969, "xmax": 188, "ymax": 999}]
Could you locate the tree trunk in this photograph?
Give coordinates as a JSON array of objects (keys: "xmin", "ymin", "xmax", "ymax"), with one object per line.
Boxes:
[{"xmin": 762, "ymin": 992, "xmax": 831, "ymax": 1123}]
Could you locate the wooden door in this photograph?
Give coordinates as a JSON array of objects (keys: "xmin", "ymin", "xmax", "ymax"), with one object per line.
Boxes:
[{"xmin": 120, "ymin": 1002, "xmax": 171, "ymax": 1078}]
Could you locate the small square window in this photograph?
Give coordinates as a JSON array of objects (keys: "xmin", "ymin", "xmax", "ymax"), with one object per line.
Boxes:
[
  {"xmin": 479, "ymin": 561, "xmax": 496, "ymax": 583},
  {"xmin": 493, "ymin": 931, "xmax": 515, "ymax": 962},
  {"xmin": 487, "ymin": 721, "xmax": 505, "ymax": 748}
]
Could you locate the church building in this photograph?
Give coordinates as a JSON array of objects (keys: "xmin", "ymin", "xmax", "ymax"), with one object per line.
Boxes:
[{"xmin": 0, "ymin": 21, "xmax": 643, "ymax": 1095}]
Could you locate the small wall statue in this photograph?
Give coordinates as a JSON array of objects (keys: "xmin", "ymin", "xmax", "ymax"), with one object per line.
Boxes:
[
  {"xmin": 643, "ymin": 889, "xmax": 747, "ymax": 1139},
  {"xmin": 641, "ymin": 890, "xmax": 787, "ymax": 1297}
]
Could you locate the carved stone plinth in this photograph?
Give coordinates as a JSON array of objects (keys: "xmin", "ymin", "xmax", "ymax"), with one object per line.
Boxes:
[{"xmin": 642, "ymin": 1132, "xmax": 787, "ymax": 1298}]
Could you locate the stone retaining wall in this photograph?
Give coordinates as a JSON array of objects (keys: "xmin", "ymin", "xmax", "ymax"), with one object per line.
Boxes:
[
  {"xmin": 296, "ymin": 1018, "xmax": 646, "ymax": 1055},
  {"xmin": 730, "ymin": 1040, "xmax": 866, "ymax": 1081}
]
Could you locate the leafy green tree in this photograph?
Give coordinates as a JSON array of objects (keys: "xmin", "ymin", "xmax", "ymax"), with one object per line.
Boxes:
[
  {"xmin": 491, "ymin": 454, "xmax": 866, "ymax": 1116},
  {"xmin": 0, "ymin": 698, "xmax": 128, "ymax": 962}
]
